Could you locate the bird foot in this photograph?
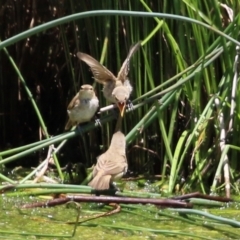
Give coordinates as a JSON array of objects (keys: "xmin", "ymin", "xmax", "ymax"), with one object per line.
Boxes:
[
  {"xmin": 76, "ymin": 125, "xmax": 84, "ymax": 135},
  {"xmin": 94, "ymin": 109, "xmax": 102, "ymax": 127},
  {"xmin": 126, "ymin": 100, "xmax": 134, "ymax": 112},
  {"xmin": 94, "ymin": 118, "xmax": 102, "ymax": 127}
]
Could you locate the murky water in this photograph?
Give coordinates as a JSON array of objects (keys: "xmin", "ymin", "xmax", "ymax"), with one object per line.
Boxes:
[{"xmin": 1, "ymin": 193, "xmax": 240, "ymax": 240}]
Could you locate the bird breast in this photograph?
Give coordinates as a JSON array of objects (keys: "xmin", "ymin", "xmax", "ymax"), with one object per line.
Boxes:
[{"xmin": 68, "ymin": 98, "xmax": 98, "ymax": 122}]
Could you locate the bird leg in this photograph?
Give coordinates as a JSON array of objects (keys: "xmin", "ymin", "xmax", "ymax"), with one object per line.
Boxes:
[{"xmin": 109, "ymin": 182, "xmax": 121, "ymax": 192}]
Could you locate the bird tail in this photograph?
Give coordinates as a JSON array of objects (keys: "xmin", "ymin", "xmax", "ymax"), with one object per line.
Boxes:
[{"xmin": 88, "ymin": 174, "xmax": 112, "ymax": 190}]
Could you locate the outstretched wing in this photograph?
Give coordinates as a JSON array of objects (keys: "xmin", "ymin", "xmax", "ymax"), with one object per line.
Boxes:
[
  {"xmin": 77, "ymin": 52, "xmax": 117, "ymax": 84},
  {"xmin": 117, "ymin": 41, "xmax": 141, "ymax": 82}
]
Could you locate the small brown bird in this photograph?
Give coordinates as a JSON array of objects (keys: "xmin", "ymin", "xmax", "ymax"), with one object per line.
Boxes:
[
  {"xmin": 77, "ymin": 42, "xmax": 141, "ymax": 117},
  {"xmin": 65, "ymin": 84, "xmax": 99, "ymax": 130},
  {"xmin": 88, "ymin": 117, "xmax": 127, "ymax": 190}
]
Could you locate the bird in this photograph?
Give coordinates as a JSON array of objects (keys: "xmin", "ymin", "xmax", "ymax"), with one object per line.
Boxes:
[
  {"xmin": 88, "ymin": 116, "xmax": 127, "ymax": 190},
  {"xmin": 65, "ymin": 84, "xmax": 99, "ymax": 130},
  {"xmin": 77, "ymin": 42, "xmax": 141, "ymax": 117}
]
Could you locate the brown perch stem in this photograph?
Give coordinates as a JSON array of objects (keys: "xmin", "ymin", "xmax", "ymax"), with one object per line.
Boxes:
[
  {"xmin": 21, "ymin": 195, "xmax": 193, "ymax": 209},
  {"xmin": 171, "ymin": 192, "xmax": 233, "ymax": 202}
]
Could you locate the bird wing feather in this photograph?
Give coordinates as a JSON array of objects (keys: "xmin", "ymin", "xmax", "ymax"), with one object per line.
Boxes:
[
  {"xmin": 77, "ymin": 52, "xmax": 117, "ymax": 84},
  {"xmin": 67, "ymin": 92, "xmax": 80, "ymax": 110},
  {"xmin": 88, "ymin": 173, "xmax": 112, "ymax": 190},
  {"xmin": 117, "ymin": 41, "xmax": 141, "ymax": 82},
  {"xmin": 95, "ymin": 152, "xmax": 127, "ymax": 176}
]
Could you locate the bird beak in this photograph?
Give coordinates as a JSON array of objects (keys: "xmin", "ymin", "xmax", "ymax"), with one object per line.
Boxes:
[{"xmin": 117, "ymin": 102, "xmax": 126, "ymax": 117}]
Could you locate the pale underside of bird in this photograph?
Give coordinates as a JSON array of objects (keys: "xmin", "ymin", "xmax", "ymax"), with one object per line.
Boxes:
[
  {"xmin": 88, "ymin": 127, "xmax": 127, "ymax": 190},
  {"xmin": 77, "ymin": 41, "xmax": 141, "ymax": 116},
  {"xmin": 65, "ymin": 84, "xmax": 99, "ymax": 130}
]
